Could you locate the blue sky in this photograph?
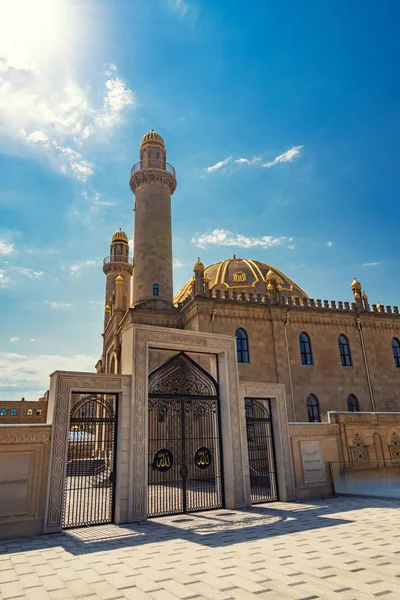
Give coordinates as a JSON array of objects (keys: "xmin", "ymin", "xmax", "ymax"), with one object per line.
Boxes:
[{"xmin": 1, "ymin": 0, "xmax": 400, "ymax": 399}]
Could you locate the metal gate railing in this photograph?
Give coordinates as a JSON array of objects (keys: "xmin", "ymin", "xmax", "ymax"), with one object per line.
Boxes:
[
  {"xmin": 245, "ymin": 398, "xmax": 278, "ymax": 503},
  {"xmin": 63, "ymin": 393, "xmax": 117, "ymax": 528},
  {"xmin": 148, "ymin": 352, "xmax": 224, "ymax": 517}
]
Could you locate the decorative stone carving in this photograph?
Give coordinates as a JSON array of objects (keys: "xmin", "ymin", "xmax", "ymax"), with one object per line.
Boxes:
[
  {"xmin": 0, "ymin": 431, "xmax": 51, "ymax": 444},
  {"xmin": 129, "ymin": 170, "xmax": 176, "ymax": 194},
  {"xmin": 289, "ymin": 425, "xmax": 340, "ymax": 437}
]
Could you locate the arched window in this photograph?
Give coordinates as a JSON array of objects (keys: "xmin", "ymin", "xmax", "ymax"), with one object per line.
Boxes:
[
  {"xmin": 236, "ymin": 328, "xmax": 249, "ymax": 363},
  {"xmin": 36, "ymin": 409, "xmax": 42, "ymax": 416},
  {"xmin": 339, "ymin": 334, "xmax": 352, "ymax": 367},
  {"xmin": 347, "ymin": 394, "xmax": 359, "ymax": 412},
  {"xmin": 0, "ymin": 408, "xmax": 7, "ymax": 416},
  {"xmin": 10, "ymin": 408, "xmax": 17, "ymax": 416},
  {"xmin": 300, "ymin": 332, "xmax": 313, "ymax": 365},
  {"xmin": 27, "ymin": 409, "xmax": 33, "ymax": 416},
  {"xmin": 392, "ymin": 338, "xmax": 400, "ymax": 368},
  {"xmin": 307, "ymin": 395, "xmax": 320, "ymax": 422},
  {"xmin": 153, "ymin": 283, "xmax": 159, "ymax": 296}
]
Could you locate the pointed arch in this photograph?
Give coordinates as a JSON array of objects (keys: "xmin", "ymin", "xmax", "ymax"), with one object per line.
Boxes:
[
  {"xmin": 70, "ymin": 394, "xmax": 116, "ymax": 419},
  {"xmin": 306, "ymin": 394, "xmax": 320, "ymax": 422},
  {"xmin": 236, "ymin": 328, "xmax": 249, "ymax": 363},
  {"xmin": 300, "ymin": 332, "xmax": 313, "ymax": 365},
  {"xmin": 389, "ymin": 431, "xmax": 400, "ymax": 460},
  {"xmin": 339, "ymin": 334, "xmax": 352, "ymax": 366},
  {"xmin": 350, "ymin": 433, "xmax": 369, "ymax": 463},
  {"xmin": 392, "ymin": 338, "xmax": 400, "ymax": 368},
  {"xmin": 148, "ymin": 352, "xmax": 218, "ymax": 397},
  {"xmin": 347, "ymin": 394, "xmax": 359, "ymax": 412}
]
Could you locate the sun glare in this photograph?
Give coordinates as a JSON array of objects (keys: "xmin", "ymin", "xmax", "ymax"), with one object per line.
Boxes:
[{"xmin": 0, "ymin": 0, "xmax": 85, "ymax": 69}]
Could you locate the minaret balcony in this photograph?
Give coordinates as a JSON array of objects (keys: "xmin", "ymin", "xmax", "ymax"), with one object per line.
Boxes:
[
  {"xmin": 103, "ymin": 256, "xmax": 133, "ymax": 266},
  {"xmin": 130, "ymin": 159, "xmax": 176, "ymax": 178}
]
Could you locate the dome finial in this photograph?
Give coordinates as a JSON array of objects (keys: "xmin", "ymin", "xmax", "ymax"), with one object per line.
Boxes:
[
  {"xmin": 194, "ymin": 257, "xmax": 205, "ymax": 272},
  {"xmin": 351, "ymin": 277, "xmax": 362, "ymax": 292}
]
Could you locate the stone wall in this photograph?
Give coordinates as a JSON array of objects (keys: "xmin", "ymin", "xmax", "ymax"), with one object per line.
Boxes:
[
  {"xmin": 0, "ymin": 424, "xmax": 52, "ymax": 540},
  {"xmin": 181, "ymin": 299, "xmax": 400, "ymax": 422}
]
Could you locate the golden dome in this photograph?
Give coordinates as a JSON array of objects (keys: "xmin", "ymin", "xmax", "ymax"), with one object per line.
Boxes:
[
  {"xmin": 354, "ymin": 292, "xmax": 361, "ymax": 300},
  {"xmin": 111, "ymin": 228, "xmax": 128, "ymax": 244},
  {"xmin": 116, "ymin": 274, "xmax": 124, "ymax": 285},
  {"xmin": 194, "ymin": 257, "xmax": 205, "ymax": 272},
  {"xmin": 174, "ymin": 257, "xmax": 308, "ymax": 305},
  {"xmin": 140, "ymin": 130, "xmax": 165, "ymax": 147},
  {"xmin": 351, "ymin": 277, "xmax": 362, "ymax": 291},
  {"xmin": 362, "ymin": 292, "xmax": 368, "ymax": 301},
  {"xmin": 105, "ymin": 305, "xmax": 111, "ymax": 313}
]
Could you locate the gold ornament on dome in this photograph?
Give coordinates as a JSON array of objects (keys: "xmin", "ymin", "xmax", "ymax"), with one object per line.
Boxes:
[
  {"xmin": 105, "ymin": 305, "xmax": 111, "ymax": 313},
  {"xmin": 232, "ymin": 271, "xmax": 247, "ymax": 283},
  {"xmin": 351, "ymin": 277, "xmax": 362, "ymax": 291},
  {"xmin": 362, "ymin": 292, "xmax": 368, "ymax": 301},
  {"xmin": 376, "ymin": 301, "xmax": 381, "ymax": 309},
  {"xmin": 267, "ymin": 282, "xmax": 274, "ymax": 291},
  {"xmin": 354, "ymin": 292, "xmax": 361, "ymax": 300}
]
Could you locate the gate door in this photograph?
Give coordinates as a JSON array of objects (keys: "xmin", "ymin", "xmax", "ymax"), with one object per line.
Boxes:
[
  {"xmin": 148, "ymin": 352, "xmax": 223, "ymax": 517},
  {"xmin": 245, "ymin": 398, "xmax": 278, "ymax": 503},
  {"xmin": 63, "ymin": 393, "xmax": 117, "ymax": 528}
]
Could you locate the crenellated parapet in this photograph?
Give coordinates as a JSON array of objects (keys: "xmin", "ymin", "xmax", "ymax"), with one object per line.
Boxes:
[{"xmin": 177, "ymin": 287, "xmax": 399, "ymax": 316}]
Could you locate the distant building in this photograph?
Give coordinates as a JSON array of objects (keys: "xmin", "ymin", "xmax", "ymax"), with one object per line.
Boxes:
[{"xmin": 0, "ymin": 392, "xmax": 48, "ymax": 424}]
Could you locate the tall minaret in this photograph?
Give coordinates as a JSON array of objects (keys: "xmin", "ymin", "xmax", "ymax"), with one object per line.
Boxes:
[
  {"xmin": 102, "ymin": 229, "xmax": 133, "ymax": 324},
  {"xmin": 129, "ymin": 130, "xmax": 177, "ymax": 308}
]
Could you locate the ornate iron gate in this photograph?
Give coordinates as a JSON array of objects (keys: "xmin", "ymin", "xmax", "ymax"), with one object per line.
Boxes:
[
  {"xmin": 148, "ymin": 352, "xmax": 223, "ymax": 517},
  {"xmin": 245, "ymin": 398, "xmax": 278, "ymax": 503},
  {"xmin": 63, "ymin": 393, "xmax": 117, "ymax": 528}
]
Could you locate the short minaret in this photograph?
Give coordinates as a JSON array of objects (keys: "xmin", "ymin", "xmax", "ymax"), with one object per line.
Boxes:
[
  {"xmin": 351, "ymin": 277, "xmax": 364, "ymax": 311},
  {"xmin": 102, "ymin": 229, "xmax": 133, "ymax": 326},
  {"xmin": 193, "ymin": 258, "xmax": 205, "ymax": 297},
  {"xmin": 129, "ymin": 130, "xmax": 177, "ymax": 308}
]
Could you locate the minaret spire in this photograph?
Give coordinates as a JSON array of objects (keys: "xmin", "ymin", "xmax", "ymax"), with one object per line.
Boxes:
[{"xmin": 129, "ymin": 130, "xmax": 177, "ymax": 308}]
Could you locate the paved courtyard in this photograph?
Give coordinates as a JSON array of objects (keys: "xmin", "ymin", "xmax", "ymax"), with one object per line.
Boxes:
[{"xmin": 0, "ymin": 496, "xmax": 399, "ymax": 600}]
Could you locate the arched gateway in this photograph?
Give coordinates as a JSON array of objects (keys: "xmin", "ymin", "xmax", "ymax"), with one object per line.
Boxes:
[{"xmin": 148, "ymin": 352, "xmax": 224, "ymax": 517}]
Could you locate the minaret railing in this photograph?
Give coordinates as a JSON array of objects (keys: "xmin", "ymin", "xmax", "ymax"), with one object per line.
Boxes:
[{"xmin": 130, "ymin": 160, "xmax": 176, "ymax": 177}]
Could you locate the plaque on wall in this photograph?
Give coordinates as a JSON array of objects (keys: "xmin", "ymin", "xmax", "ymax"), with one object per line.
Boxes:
[
  {"xmin": 0, "ymin": 452, "xmax": 32, "ymax": 517},
  {"xmin": 153, "ymin": 449, "xmax": 173, "ymax": 472},
  {"xmin": 300, "ymin": 441, "xmax": 326, "ymax": 484}
]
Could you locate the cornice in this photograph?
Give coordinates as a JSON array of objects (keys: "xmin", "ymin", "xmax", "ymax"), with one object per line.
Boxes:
[
  {"xmin": 129, "ymin": 169, "xmax": 176, "ymax": 194},
  {"xmin": 103, "ymin": 262, "xmax": 133, "ymax": 276},
  {"xmin": 289, "ymin": 424, "xmax": 340, "ymax": 437},
  {"xmin": 0, "ymin": 431, "xmax": 52, "ymax": 444}
]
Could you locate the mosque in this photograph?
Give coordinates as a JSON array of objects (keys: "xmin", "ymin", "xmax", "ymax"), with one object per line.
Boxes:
[
  {"xmin": 98, "ymin": 129, "xmax": 400, "ymax": 422},
  {"xmin": 1, "ymin": 130, "xmax": 400, "ymax": 538}
]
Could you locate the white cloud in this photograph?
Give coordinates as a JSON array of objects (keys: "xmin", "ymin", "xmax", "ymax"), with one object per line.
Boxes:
[
  {"xmin": 65, "ymin": 259, "xmax": 100, "ymax": 275},
  {"xmin": 263, "ymin": 146, "xmax": 303, "ymax": 168},
  {"xmin": 13, "ymin": 267, "xmax": 43, "ymax": 279},
  {"xmin": 192, "ymin": 229, "xmax": 294, "ymax": 250},
  {"xmin": 128, "ymin": 238, "xmax": 134, "ymax": 253},
  {"xmin": 0, "ymin": 1, "xmax": 136, "ymax": 181},
  {"xmin": 0, "ymin": 269, "xmax": 10, "ymax": 287},
  {"xmin": 205, "ymin": 156, "xmax": 232, "ymax": 173},
  {"xmin": 30, "ymin": 338, "xmax": 36, "ymax": 342},
  {"xmin": 44, "ymin": 300, "xmax": 72, "ymax": 309},
  {"xmin": 362, "ymin": 262, "xmax": 380, "ymax": 267},
  {"xmin": 9, "ymin": 337, "xmax": 20, "ymax": 343},
  {"xmin": 0, "ymin": 351, "xmax": 97, "ymax": 400},
  {"xmin": 0, "ymin": 241, "xmax": 14, "ymax": 254},
  {"xmin": 234, "ymin": 156, "xmax": 262, "ymax": 165},
  {"xmin": 173, "ymin": 259, "xmax": 186, "ymax": 268},
  {"xmin": 327, "ymin": 241, "xmax": 333, "ymax": 247},
  {"xmin": 168, "ymin": 0, "xmax": 192, "ymax": 17}
]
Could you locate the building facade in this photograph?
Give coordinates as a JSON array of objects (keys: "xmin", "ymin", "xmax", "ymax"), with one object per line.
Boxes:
[
  {"xmin": 98, "ymin": 131, "xmax": 400, "ymax": 423},
  {"xmin": 1, "ymin": 130, "xmax": 399, "ymax": 539}
]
